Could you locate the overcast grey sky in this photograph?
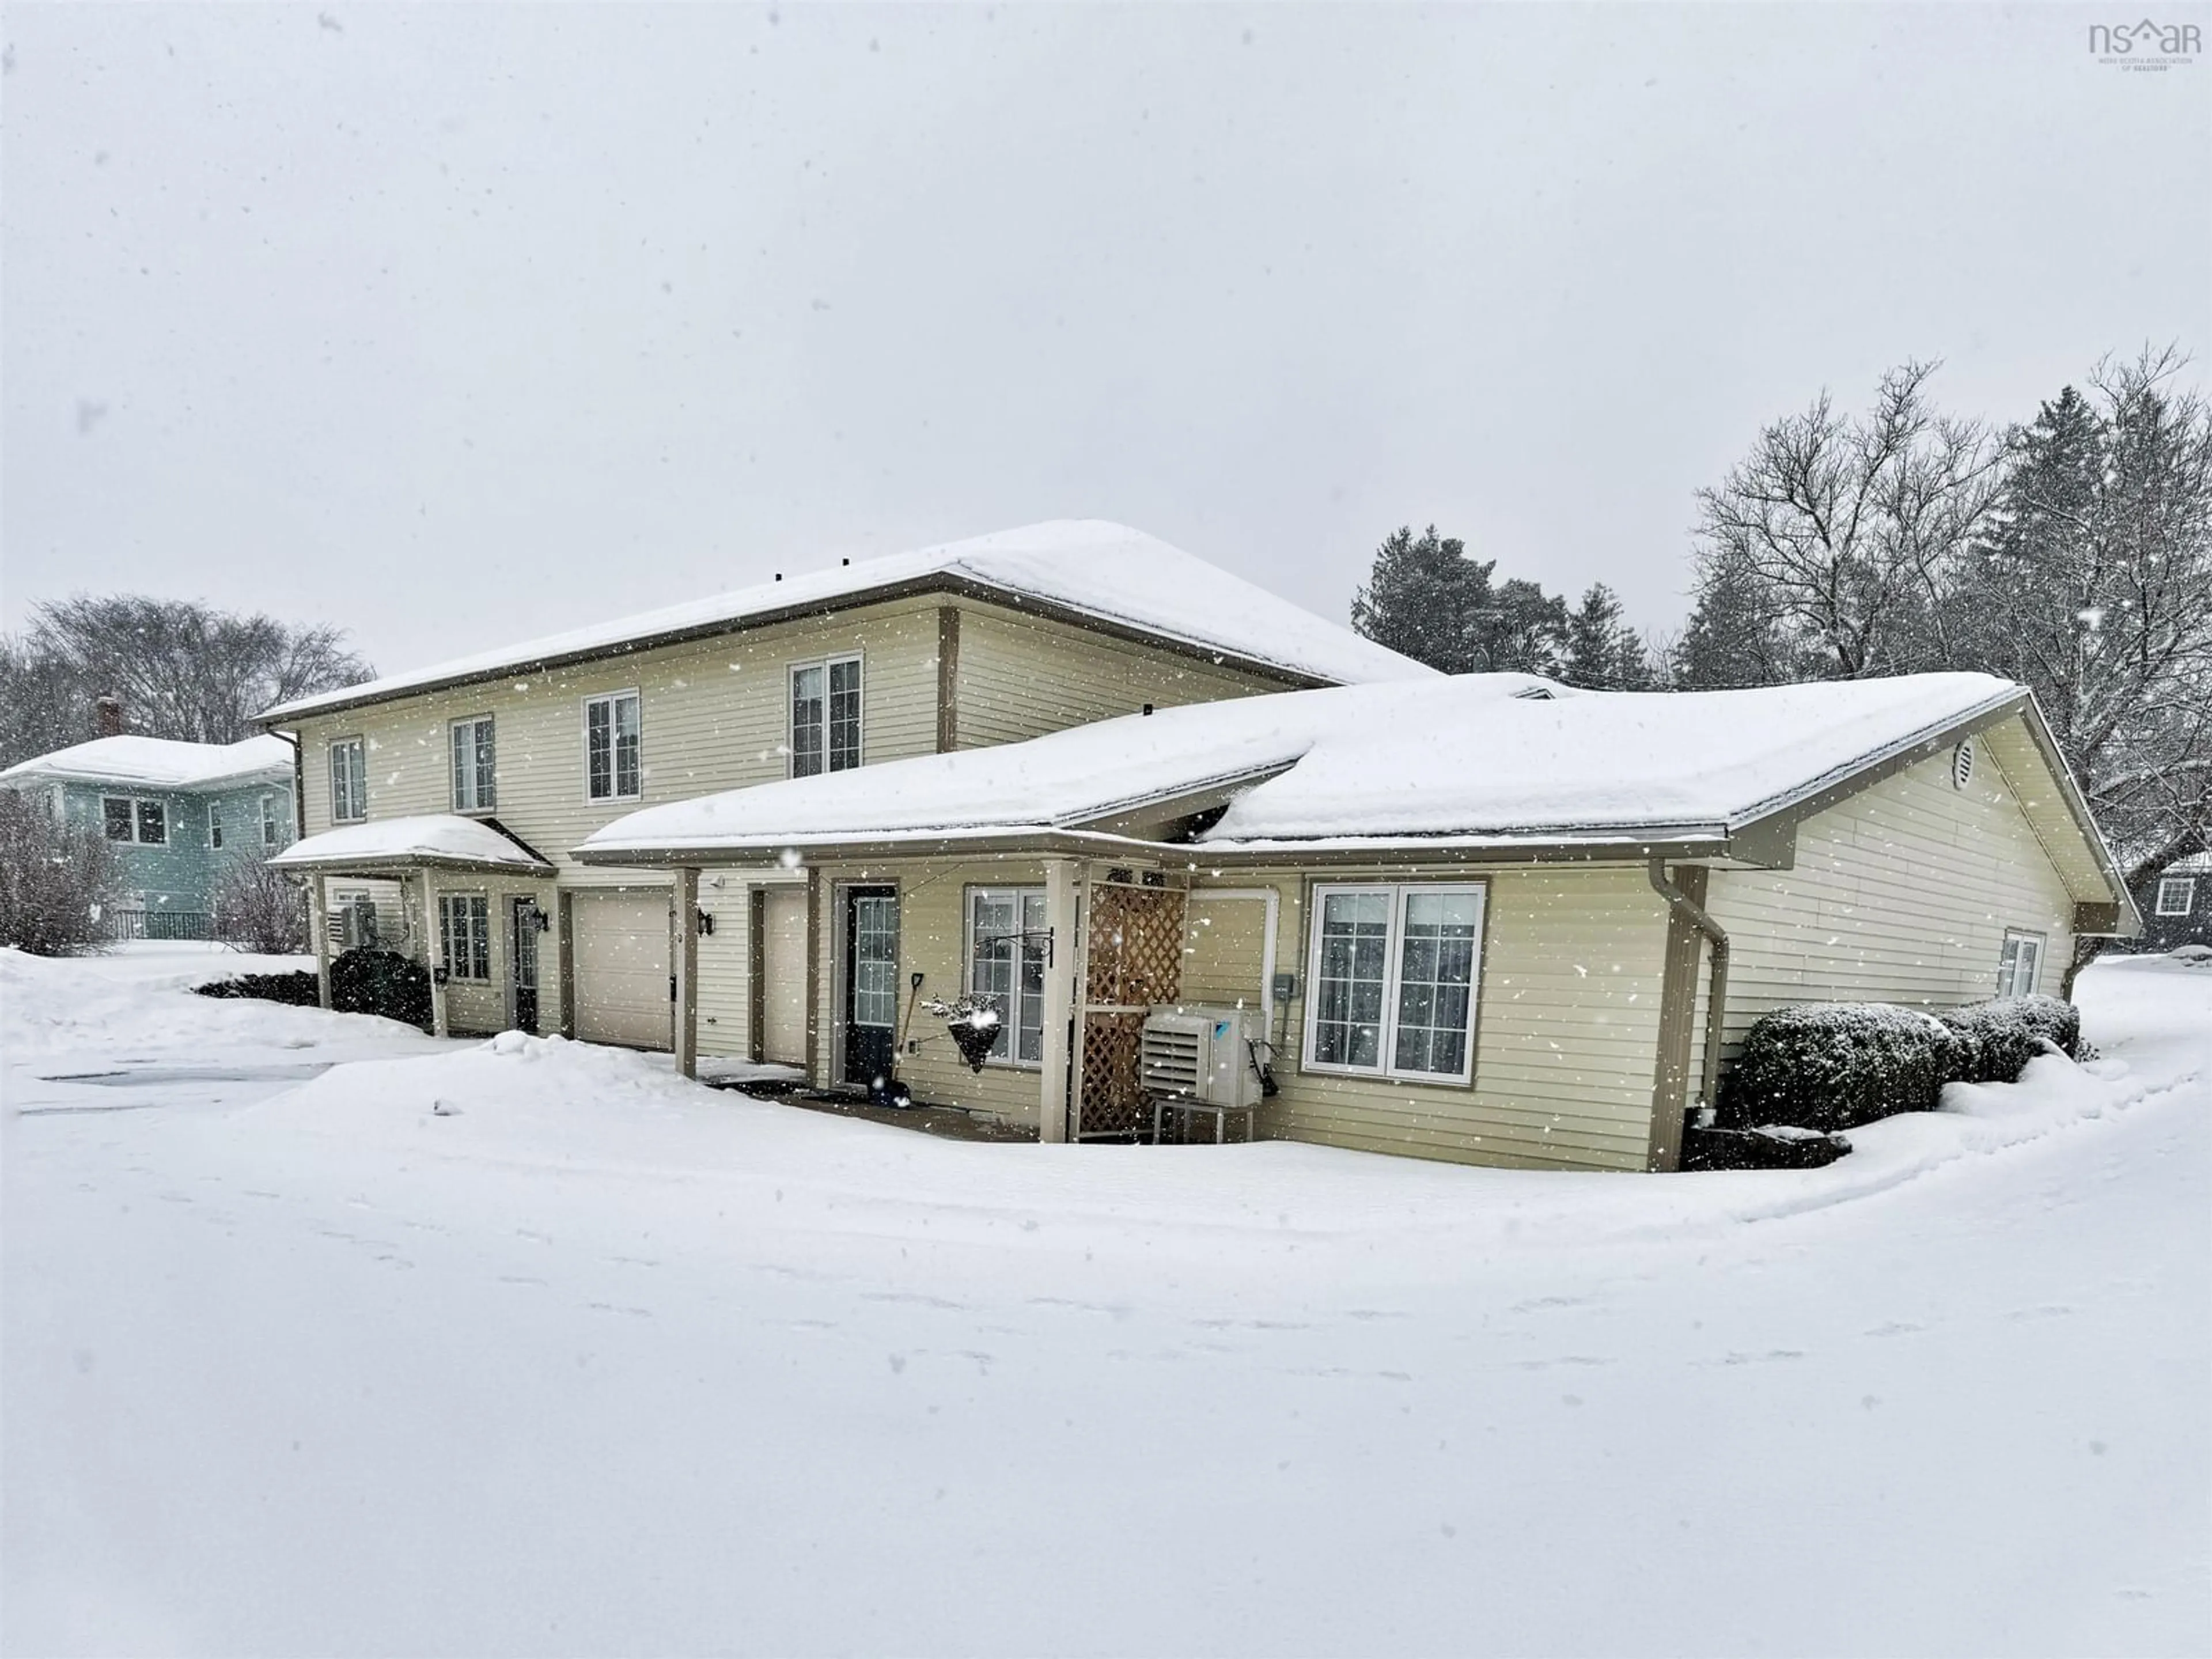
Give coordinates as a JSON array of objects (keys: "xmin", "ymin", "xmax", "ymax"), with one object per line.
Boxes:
[{"xmin": 4, "ymin": 2, "xmax": 2207, "ymax": 675}]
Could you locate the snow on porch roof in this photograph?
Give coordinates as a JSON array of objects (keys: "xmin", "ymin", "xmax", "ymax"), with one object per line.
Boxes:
[
  {"xmin": 576, "ymin": 671, "xmax": 2042, "ymax": 861},
  {"xmin": 270, "ymin": 814, "xmax": 556, "ymax": 876},
  {"xmin": 258, "ymin": 520, "xmax": 1437, "ymax": 723},
  {"xmin": 0, "ymin": 734, "xmax": 294, "ymax": 792}
]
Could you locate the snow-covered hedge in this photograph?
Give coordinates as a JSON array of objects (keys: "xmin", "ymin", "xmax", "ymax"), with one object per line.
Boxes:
[
  {"xmin": 1940, "ymin": 994, "xmax": 2081, "ymax": 1085},
  {"xmin": 331, "ymin": 948, "xmax": 431, "ymax": 1031},
  {"xmin": 195, "ymin": 969, "xmax": 320, "ymax": 1008},
  {"xmin": 1718, "ymin": 1002, "xmax": 1959, "ymax": 1132}
]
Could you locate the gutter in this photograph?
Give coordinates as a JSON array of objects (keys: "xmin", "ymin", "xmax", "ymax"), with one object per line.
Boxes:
[{"xmin": 1647, "ymin": 857, "xmax": 1730, "ymax": 1119}]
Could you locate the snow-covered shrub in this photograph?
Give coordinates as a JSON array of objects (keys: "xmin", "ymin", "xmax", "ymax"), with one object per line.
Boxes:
[
  {"xmin": 331, "ymin": 948, "xmax": 432, "ymax": 1031},
  {"xmin": 210, "ymin": 858, "xmax": 307, "ymax": 955},
  {"xmin": 1718, "ymin": 1002, "xmax": 1959, "ymax": 1132},
  {"xmin": 195, "ymin": 969, "xmax": 320, "ymax": 1007},
  {"xmin": 1940, "ymin": 994, "xmax": 2081, "ymax": 1085},
  {"xmin": 1681, "ymin": 1122, "xmax": 1851, "ymax": 1172},
  {"xmin": 0, "ymin": 790, "xmax": 126, "ymax": 956}
]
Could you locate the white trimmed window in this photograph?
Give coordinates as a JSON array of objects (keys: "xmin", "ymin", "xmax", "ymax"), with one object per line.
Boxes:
[
  {"xmin": 585, "ymin": 691, "xmax": 643, "ymax": 802},
  {"xmin": 260, "ymin": 793, "xmax": 282, "ymax": 849},
  {"xmin": 439, "ymin": 893, "xmax": 491, "ymax": 982},
  {"xmin": 1304, "ymin": 882, "xmax": 1486, "ymax": 1083},
  {"xmin": 789, "ymin": 655, "xmax": 862, "ymax": 779},
  {"xmin": 1996, "ymin": 930, "xmax": 2044, "ymax": 998},
  {"xmin": 101, "ymin": 796, "xmax": 168, "ymax": 845},
  {"xmin": 329, "ymin": 738, "xmax": 367, "ymax": 823},
  {"xmin": 210, "ymin": 801, "xmax": 224, "ymax": 849},
  {"xmin": 966, "ymin": 887, "xmax": 1047, "ymax": 1065},
  {"xmin": 2156, "ymin": 876, "xmax": 2196, "ymax": 918},
  {"xmin": 450, "ymin": 717, "xmax": 496, "ymax": 813}
]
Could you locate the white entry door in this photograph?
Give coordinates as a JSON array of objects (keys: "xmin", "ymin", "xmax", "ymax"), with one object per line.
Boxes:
[{"xmin": 571, "ymin": 891, "xmax": 672, "ymax": 1050}]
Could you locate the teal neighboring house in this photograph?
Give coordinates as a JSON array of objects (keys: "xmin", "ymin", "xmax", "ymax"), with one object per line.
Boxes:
[{"xmin": 0, "ymin": 734, "xmax": 297, "ymax": 937}]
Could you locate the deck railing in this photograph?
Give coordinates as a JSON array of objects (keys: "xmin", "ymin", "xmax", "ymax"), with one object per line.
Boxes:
[{"xmin": 106, "ymin": 910, "xmax": 215, "ymax": 942}]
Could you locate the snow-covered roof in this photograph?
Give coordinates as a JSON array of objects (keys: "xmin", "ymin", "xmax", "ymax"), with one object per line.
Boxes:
[
  {"xmin": 260, "ymin": 520, "xmax": 1435, "ymax": 723},
  {"xmin": 270, "ymin": 815, "xmax": 555, "ymax": 874},
  {"xmin": 578, "ymin": 671, "xmax": 2041, "ymax": 860},
  {"xmin": 0, "ymin": 734, "xmax": 294, "ymax": 792},
  {"xmin": 2162, "ymin": 849, "xmax": 2212, "ymax": 875}
]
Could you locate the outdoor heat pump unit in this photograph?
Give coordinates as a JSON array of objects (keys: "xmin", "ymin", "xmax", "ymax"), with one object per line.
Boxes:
[{"xmin": 1139, "ymin": 1005, "xmax": 1268, "ymax": 1111}]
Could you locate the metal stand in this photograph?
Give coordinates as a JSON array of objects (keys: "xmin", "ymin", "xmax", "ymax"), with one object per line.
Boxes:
[{"xmin": 1149, "ymin": 1094, "xmax": 1259, "ymax": 1145}]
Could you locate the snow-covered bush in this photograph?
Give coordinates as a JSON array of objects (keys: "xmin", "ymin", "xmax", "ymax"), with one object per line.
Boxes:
[
  {"xmin": 210, "ymin": 857, "xmax": 307, "ymax": 955},
  {"xmin": 0, "ymin": 790, "xmax": 126, "ymax": 956},
  {"xmin": 1940, "ymin": 994, "xmax": 2081, "ymax": 1085},
  {"xmin": 1718, "ymin": 1002, "xmax": 1959, "ymax": 1132},
  {"xmin": 331, "ymin": 948, "xmax": 432, "ymax": 1031}
]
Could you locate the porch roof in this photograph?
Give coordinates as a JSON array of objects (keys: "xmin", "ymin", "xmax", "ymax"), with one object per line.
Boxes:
[
  {"xmin": 270, "ymin": 814, "xmax": 556, "ymax": 877},
  {"xmin": 576, "ymin": 672, "xmax": 2126, "ymax": 893}
]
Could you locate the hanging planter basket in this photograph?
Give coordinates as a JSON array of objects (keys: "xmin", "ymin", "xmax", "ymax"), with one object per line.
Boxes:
[{"xmin": 923, "ymin": 996, "xmax": 1003, "ymax": 1074}]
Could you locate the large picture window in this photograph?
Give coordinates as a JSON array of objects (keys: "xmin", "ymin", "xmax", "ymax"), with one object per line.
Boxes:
[
  {"xmin": 450, "ymin": 717, "xmax": 496, "ymax": 813},
  {"xmin": 439, "ymin": 893, "xmax": 491, "ymax": 982},
  {"xmin": 101, "ymin": 796, "xmax": 168, "ymax": 845},
  {"xmin": 330, "ymin": 737, "xmax": 368, "ymax": 823},
  {"xmin": 585, "ymin": 691, "xmax": 643, "ymax": 802},
  {"xmin": 1304, "ymin": 882, "xmax": 1486, "ymax": 1083},
  {"xmin": 966, "ymin": 886, "xmax": 1047, "ymax": 1065},
  {"xmin": 789, "ymin": 656, "xmax": 862, "ymax": 779}
]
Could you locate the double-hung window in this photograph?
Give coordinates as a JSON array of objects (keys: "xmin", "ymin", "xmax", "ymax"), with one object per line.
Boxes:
[
  {"xmin": 439, "ymin": 893, "xmax": 491, "ymax": 982},
  {"xmin": 101, "ymin": 796, "xmax": 168, "ymax": 845},
  {"xmin": 2156, "ymin": 876, "xmax": 2196, "ymax": 918},
  {"xmin": 789, "ymin": 656, "xmax": 862, "ymax": 779},
  {"xmin": 1996, "ymin": 930, "xmax": 2044, "ymax": 998},
  {"xmin": 210, "ymin": 802, "xmax": 225, "ymax": 850},
  {"xmin": 329, "ymin": 738, "xmax": 367, "ymax": 823},
  {"xmin": 966, "ymin": 886, "xmax": 1048, "ymax": 1065},
  {"xmin": 260, "ymin": 793, "xmax": 282, "ymax": 849},
  {"xmin": 585, "ymin": 691, "xmax": 643, "ymax": 802},
  {"xmin": 450, "ymin": 717, "xmax": 496, "ymax": 813},
  {"xmin": 1304, "ymin": 882, "xmax": 1486, "ymax": 1083}
]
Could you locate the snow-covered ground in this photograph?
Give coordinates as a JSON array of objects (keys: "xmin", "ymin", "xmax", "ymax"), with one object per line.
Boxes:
[{"xmin": 4, "ymin": 944, "xmax": 2206, "ymax": 1656}]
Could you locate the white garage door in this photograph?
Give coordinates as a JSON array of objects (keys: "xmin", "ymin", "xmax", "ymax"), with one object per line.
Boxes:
[{"xmin": 572, "ymin": 891, "xmax": 672, "ymax": 1050}]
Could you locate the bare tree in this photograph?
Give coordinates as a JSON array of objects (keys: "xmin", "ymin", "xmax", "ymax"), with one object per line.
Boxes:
[
  {"xmin": 0, "ymin": 597, "xmax": 371, "ymax": 766},
  {"xmin": 1692, "ymin": 362, "xmax": 2003, "ymax": 678},
  {"xmin": 0, "ymin": 791, "xmax": 127, "ymax": 956},
  {"xmin": 211, "ymin": 857, "xmax": 310, "ymax": 955}
]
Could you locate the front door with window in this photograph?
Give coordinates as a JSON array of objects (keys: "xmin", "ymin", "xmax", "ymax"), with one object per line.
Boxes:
[
  {"xmin": 842, "ymin": 887, "xmax": 899, "ymax": 1089},
  {"xmin": 510, "ymin": 897, "xmax": 541, "ymax": 1035}
]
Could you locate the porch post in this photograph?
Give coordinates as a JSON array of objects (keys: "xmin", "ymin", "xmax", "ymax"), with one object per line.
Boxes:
[
  {"xmin": 673, "ymin": 867, "xmax": 700, "ymax": 1081},
  {"xmin": 1038, "ymin": 857, "xmax": 1078, "ymax": 1143},
  {"xmin": 421, "ymin": 868, "xmax": 449, "ymax": 1040},
  {"xmin": 308, "ymin": 875, "xmax": 332, "ymax": 1010}
]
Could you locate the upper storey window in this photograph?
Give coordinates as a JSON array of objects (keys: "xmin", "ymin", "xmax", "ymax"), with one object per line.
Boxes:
[{"xmin": 790, "ymin": 656, "xmax": 861, "ymax": 778}]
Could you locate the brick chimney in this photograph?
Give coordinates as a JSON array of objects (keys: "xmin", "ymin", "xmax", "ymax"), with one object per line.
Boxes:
[{"xmin": 94, "ymin": 695, "xmax": 124, "ymax": 738}]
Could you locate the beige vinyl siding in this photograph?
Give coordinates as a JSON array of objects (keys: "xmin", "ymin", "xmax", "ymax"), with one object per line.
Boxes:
[
  {"xmin": 291, "ymin": 598, "xmax": 946, "ymax": 874},
  {"xmin": 1214, "ymin": 867, "xmax": 1670, "ymax": 1173},
  {"xmin": 1702, "ymin": 740, "xmax": 2078, "ymax": 1053},
  {"xmin": 953, "ymin": 607, "xmax": 1287, "ymax": 749},
  {"xmin": 1180, "ymin": 890, "xmax": 1274, "ymax": 1007}
]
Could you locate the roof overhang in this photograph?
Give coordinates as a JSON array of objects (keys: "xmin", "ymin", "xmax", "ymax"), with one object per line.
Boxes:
[
  {"xmin": 270, "ymin": 815, "xmax": 558, "ymax": 880},
  {"xmin": 257, "ymin": 573, "xmax": 1344, "ymax": 728}
]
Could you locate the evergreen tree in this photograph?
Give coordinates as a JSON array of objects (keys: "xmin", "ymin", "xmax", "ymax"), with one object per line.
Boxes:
[
  {"xmin": 1673, "ymin": 550, "xmax": 1797, "ymax": 689},
  {"xmin": 1472, "ymin": 579, "xmax": 1569, "ymax": 676},
  {"xmin": 1350, "ymin": 525, "xmax": 1489, "ymax": 674},
  {"xmin": 1562, "ymin": 584, "xmax": 1656, "ymax": 690}
]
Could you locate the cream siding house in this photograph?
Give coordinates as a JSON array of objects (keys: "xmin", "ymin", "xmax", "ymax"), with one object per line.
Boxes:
[
  {"xmin": 263, "ymin": 521, "xmax": 1433, "ymax": 1044},
  {"xmin": 577, "ymin": 671, "xmax": 2138, "ymax": 1173}
]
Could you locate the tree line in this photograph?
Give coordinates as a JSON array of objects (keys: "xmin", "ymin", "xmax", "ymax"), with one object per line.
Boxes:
[
  {"xmin": 0, "ymin": 596, "xmax": 373, "ymax": 770},
  {"xmin": 1350, "ymin": 347, "xmax": 2212, "ymax": 887}
]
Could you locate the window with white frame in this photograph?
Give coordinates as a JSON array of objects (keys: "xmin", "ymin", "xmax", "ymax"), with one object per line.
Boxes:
[
  {"xmin": 1996, "ymin": 930, "xmax": 2044, "ymax": 998},
  {"xmin": 329, "ymin": 737, "xmax": 367, "ymax": 823},
  {"xmin": 1304, "ymin": 882, "xmax": 1486, "ymax": 1082},
  {"xmin": 2156, "ymin": 876, "xmax": 2196, "ymax": 917},
  {"xmin": 439, "ymin": 893, "xmax": 491, "ymax": 982},
  {"xmin": 101, "ymin": 796, "xmax": 168, "ymax": 845},
  {"xmin": 789, "ymin": 656, "xmax": 862, "ymax": 779},
  {"xmin": 260, "ymin": 793, "xmax": 282, "ymax": 849},
  {"xmin": 585, "ymin": 691, "xmax": 643, "ymax": 802},
  {"xmin": 210, "ymin": 801, "xmax": 224, "ymax": 850},
  {"xmin": 966, "ymin": 887, "xmax": 1047, "ymax": 1065},
  {"xmin": 450, "ymin": 717, "xmax": 496, "ymax": 813}
]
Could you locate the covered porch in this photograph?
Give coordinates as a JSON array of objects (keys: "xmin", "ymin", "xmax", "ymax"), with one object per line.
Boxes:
[{"xmin": 269, "ymin": 815, "xmax": 560, "ymax": 1040}]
